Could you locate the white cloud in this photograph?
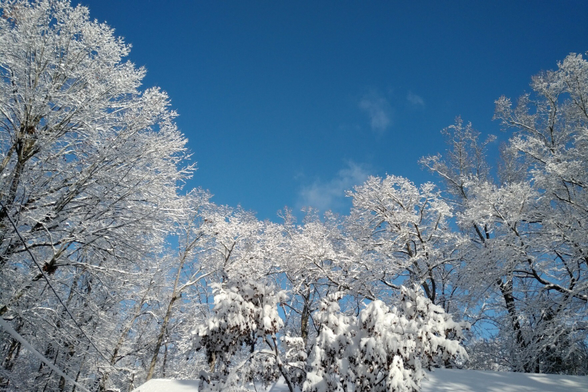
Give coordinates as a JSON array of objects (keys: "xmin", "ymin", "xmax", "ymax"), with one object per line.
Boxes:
[
  {"xmin": 298, "ymin": 162, "xmax": 370, "ymax": 212},
  {"xmin": 407, "ymin": 91, "xmax": 425, "ymax": 107},
  {"xmin": 359, "ymin": 90, "xmax": 393, "ymax": 135}
]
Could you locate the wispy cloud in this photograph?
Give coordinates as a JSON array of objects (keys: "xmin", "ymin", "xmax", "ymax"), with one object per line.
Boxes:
[
  {"xmin": 359, "ymin": 90, "xmax": 393, "ymax": 135},
  {"xmin": 298, "ymin": 162, "xmax": 371, "ymax": 212},
  {"xmin": 407, "ymin": 91, "xmax": 425, "ymax": 107}
]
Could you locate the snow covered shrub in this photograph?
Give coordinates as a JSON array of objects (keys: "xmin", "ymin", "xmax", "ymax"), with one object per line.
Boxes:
[
  {"xmin": 282, "ymin": 335, "xmax": 308, "ymax": 385},
  {"xmin": 304, "ymin": 286, "xmax": 468, "ymax": 392},
  {"xmin": 196, "ymin": 278, "xmax": 287, "ymax": 390},
  {"xmin": 304, "ymin": 292, "xmax": 355, "ymax": 392}
]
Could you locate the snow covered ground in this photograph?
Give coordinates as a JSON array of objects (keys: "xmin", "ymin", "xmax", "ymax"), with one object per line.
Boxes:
[
  {"xmin": 132, "ymin": 369, "xmax": 588, "ymax": 391},
  {"xmin": 421, "ymin": 369, "xmax": 587, "ymax": 392}
]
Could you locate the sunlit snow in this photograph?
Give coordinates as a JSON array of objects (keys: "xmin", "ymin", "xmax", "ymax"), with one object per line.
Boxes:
[{"xmin": 132, "ymin": 369, "xmax": 588, "ymax": 392}]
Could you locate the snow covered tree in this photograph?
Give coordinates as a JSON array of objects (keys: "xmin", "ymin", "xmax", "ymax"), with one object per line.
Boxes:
[
  {"xmin": 347, "ymin": 175, "xmax": 462, "ymax": 310},
  {"xmin": 180, "ymin": 203, "xmax": 298, "ymax": 391},
  {"xmin": 143, "ymin": 190, "xmax": 212, "ymax": 382},
  {"xmin": 279, "ymin": 210, "xmax": 356, "ymax": 351},
  {"xmin": 422, "ymin": 54, "xmax": 588, "ymax": 375},
  {"xmin": 197, "ymin": 204, "xmax": 281, "ymax": 283},
  {"xmin": 0, "ymin": 0, "xmax": 193, "ymax": 389},
  {"xmin": 489, "ymin": 52, "xmax": 588, "ymax": 373}
]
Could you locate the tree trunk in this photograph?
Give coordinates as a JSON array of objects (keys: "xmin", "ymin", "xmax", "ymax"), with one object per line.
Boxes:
[{"xmin": 497, "ymin": 276, "xmax": 530, "ymax": 371}]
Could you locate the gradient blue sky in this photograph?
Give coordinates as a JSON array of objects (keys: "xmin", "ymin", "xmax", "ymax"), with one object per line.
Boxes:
[{"xmin": 78, "ymin": 0, "xmax": 588, "ymax": 220}]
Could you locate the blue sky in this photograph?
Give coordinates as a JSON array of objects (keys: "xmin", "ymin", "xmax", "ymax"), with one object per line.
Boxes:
[{"xmin": 78, "ymin": 0, "xmax": 588, "ymax": 221}]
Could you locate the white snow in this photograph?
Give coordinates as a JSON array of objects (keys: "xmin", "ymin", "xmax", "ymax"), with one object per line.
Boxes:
[
  {"xmin": 422, "ymin": 369, "xmax": 588, "ymax": 392},
  {"xmin": 132, "ymin": 369, "xmax": 588, "ymax": 392},
  {"xmin": 132, "ymin": 379, "xmax": 201, "ymax": 392}
]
